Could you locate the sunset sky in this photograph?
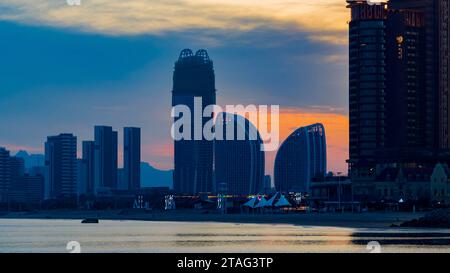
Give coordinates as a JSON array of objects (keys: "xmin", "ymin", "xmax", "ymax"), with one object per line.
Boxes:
[{"xmin": 0, "ymin": 0, "xmax": 350, "ymax": 175}]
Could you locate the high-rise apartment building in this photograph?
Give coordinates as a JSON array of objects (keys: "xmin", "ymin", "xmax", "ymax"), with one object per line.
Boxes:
[
  {"xmin": 347, "ymin": 0, "xmax": 449, "ymax": 177},
  {"xmin": 82, "ymin": 140, "xmax": 95, "ymax": 195},
  {"xmin": 0, "ymin": 147, "xmax": 11, "ymax": 202},
  {"xmin": 45, "ymin": 134, "xmax": 77, "ymax": 199},
  {"xmin": 124, "ymin": 127, "xmax": 141, "ymax": 191},
  {"xmin": 94, "ymin": 126, "xmax": 118, "ymax": 191}
]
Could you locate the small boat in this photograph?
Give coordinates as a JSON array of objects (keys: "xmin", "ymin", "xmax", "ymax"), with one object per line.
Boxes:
[{"xmin": 81, "ymin": 218, "xmax": 99, "ymax": 224}]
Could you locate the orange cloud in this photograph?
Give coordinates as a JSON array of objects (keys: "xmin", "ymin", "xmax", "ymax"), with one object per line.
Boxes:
[
  {"xmin": 274, "ymin": 108, "xmax": 349, "ymax": 175},
  {"xmin": 0, "ymin": 0, "xmax": 349, "ymax": 45},
  {"xmin": 234, "ymin": 106, "xmax": 349, "ymax": 176},
  {"xmin": 141, "ymin": 107, "xmax": 349, "ymax": 176}
]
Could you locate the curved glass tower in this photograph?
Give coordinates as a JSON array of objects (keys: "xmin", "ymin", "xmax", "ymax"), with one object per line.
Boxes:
[
  {"xmin": 274, "ymin": 123, "xmax": 326, "ymax": 193},
  {"xmin": 214, "ymin": 113, "xmax": 265, "ymax": 195},
  {"xmin": 172, "ymin": 49, "xmax": 216, "ymax": 194}
]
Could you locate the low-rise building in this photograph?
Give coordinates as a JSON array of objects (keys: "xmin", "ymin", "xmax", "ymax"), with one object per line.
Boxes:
[{"xmin": 353, "ymin": 163, "xmax": 450, "ymax": 205}]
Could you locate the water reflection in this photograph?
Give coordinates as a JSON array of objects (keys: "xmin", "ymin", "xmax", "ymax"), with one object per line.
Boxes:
[
  {"xmin": 351, "ymin": 232, "xmax": 450, "ymax": 246},
  {"xmin": 0, "ymin": 219, "xmax": 449, "ymax": 253}
]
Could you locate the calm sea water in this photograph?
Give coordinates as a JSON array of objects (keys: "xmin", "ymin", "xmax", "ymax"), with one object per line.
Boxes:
[{"xmin": 1, "ymin": 219, "xmax": 450, "ymax": 253}]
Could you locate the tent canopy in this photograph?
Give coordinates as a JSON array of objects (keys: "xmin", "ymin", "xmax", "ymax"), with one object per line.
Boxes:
[
  {"xmin": 266, "ymin": 193, "xmax": 279, "ymax": 207},
  {"xmin": 255, "ymin": 196, "xmax": 268, "ymax": 208},
  {"xmin": 243, "ymin": 196, "xmax": 257, "ymax": 208},
  {"xmin": 275, "ymin": 195, "xmax": 291, "ymax": 207}
]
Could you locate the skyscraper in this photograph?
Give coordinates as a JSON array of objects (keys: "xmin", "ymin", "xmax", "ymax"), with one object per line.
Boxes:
[
  {"xmin": 45, "ymin": 134, "xmax": 77, "ymax": 199},
  {"xmin": 274, "ymin": 124, "xmax": 327, "ymax": 193},
  {"xmin": 347, "ymin": 0, "xmax": 450, "ymax": 177},
  {"xmin": 385, "ymin": 8, "xmax": 427, "ymax": 159},
  {"xmin": 82, "ymin": 140, "xmax": 95, "ymax": 195},
  {"xmin": 347, "ymin": 1, "xmax": 388, "ymax": 177},
  {"xmin": 214, "ymin": 113, "xmax": 265, "ymax": 195},
  {"xmin": 24, "ymin": 174, "xmax": 45, "ymax": 204},
  {"xmin": 76, "ymin": 159, "xmax": 85, "ymax": 196},
  {"xmin": 389, "ymin": 0, "xmax": 450, "ymax": 149},
  {"xmin": 0, "ymin": 147, "xmax": 11, "ymax": 202},
  {"xmin": 172, "ymin": 49, "xmax": 216, "ymax": 194},
  {"xmin": 7, "ymin": 157, "xmax": 26, "ymax": 203},
  {"xmin": 124, "ymin": 127, "xmax": 141, "ymax": 190},
  {"xmin": 94, "ymin": 126, "xmax": 118, "ymax": 191}
]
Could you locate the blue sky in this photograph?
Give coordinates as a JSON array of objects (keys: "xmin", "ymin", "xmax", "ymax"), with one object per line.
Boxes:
[{"xmin": 0, "ymin": 0, "xmax": 349, "ymax": 174}]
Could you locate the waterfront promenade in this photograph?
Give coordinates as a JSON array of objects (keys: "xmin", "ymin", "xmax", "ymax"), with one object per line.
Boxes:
[{"xmin": 0, "ymin": 210, "xmax": 426, "ymax": 229}]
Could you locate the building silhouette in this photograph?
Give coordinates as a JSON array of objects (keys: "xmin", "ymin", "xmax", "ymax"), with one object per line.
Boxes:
[
  {"xmin": 81, "ymin": 140, "xmax": 95, "ymax": 195},
  {"xmin": 347, "ymin": 0, "xmax": 450, "ymax": 177},
  {"xmin": 76, "ymin": 159, "xmax": 85, "ymax": 196},
  {"xmin": 347, "ymin": 1, "xmax": 389, "ymax": 177},
  {"xmin": 384, "ymin": 7, "xmax": 430, "ymax": 163},
  {"xmin": 274, "ymin": 123, "xmax": 327, "ymax": 193},
  {"xmin": 124, "ymin": 127, "xmax": 141, "ymax": 190},
  {"xmin": 1, "ymin": 124, "xmax": 142, "ymax": 203},
  {"xmin": 0, "ymin": 147, "xmax": 45, "ymax": 204},
  {"xmin": 263, "ymin": 175, "xmax": 272, "ymax": 194},
  {"xmin": 8, "ymin": 156, "xmax": 25, "ymax": 201},
  {"xmin": 389, "ymin": 0, "xmax": 450, "ymax": 150},
  {"xmin": 94, "ymin": 126, "xmax": 118, "ymax": 191},
  {"xmin": 0, "ymin": 148, "xmax": 11, "ymax": 202},
  {"xmin": 23, "ymin": 174, "xmax": 45, "ymax": 204},
  {"xmin": 0, "ymin": 149, "xmax": 25, "ymax": 202},
  {"xmin": 214, "ymin": 113, "xmax": 265, "ymax": 195},
  {"xmin": 347, "ymin": 0, "xmax": 450, "ymax": 203},
  {"xmin": 45, "ymin": 134, "xmax": 77, "ymax": 199},
  {"xmin": 117, "ymin": 168, "xmax": 126, "ymax": 190},
  {"xmin": 172, "ymin": 49, "xmax": 216, "ymax": 194},
  {"xmin": 15, "ymin": 151, "xmax": 44, "ymax": 170}
]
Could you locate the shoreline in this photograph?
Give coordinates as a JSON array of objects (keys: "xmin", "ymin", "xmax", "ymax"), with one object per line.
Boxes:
[{"xmin": 0, "ymin": 210, "xmax": 430, "ymax": 229}]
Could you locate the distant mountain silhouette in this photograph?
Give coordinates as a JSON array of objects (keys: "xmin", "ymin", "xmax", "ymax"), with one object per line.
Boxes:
[
  {"xmin": 141, "ymin": 162, "xmax": 173, "ymax": 188},
  {"xmin": 15, "ymin": 150, "xmax": 45, "ymax": 169}
]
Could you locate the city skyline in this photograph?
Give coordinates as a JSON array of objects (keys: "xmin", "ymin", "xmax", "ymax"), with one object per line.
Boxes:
[
  {"xmin": 2, "ymin": 0, "xmax": 450, "ymax": 257},
  {"xmin": 0, "ymin": 0, "xmax": 349, "ymax": 176}
]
